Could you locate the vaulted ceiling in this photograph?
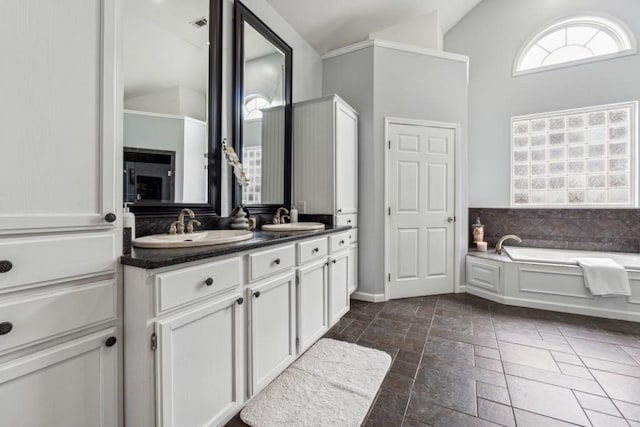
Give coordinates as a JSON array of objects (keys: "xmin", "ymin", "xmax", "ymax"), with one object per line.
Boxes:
[{"xmin": 265, "ymin": 0, "xmax": 483, "ymax": 55}]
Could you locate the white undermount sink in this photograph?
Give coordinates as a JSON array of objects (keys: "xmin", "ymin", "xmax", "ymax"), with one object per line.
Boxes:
[
  {"xmin": 132, "ymin": 230, "xmax": 254, "ymax": 249},
  {"xmin": 261, "ymin": 222, "xmax": 325, "ymax": 231}
]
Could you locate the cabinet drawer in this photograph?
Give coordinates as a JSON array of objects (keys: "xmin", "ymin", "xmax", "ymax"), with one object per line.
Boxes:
[
  {"xmin": 348, "ymin": 228, "xmax": 358, "ymax": 244},
  {"xmin": 155, "ymin": 257, "xmax": 241, "ymax": 314},
  {"xmin": 329, "ymin": 232, "xmax": 350, "ymax": 254},
  {"xmin": 335, "ymin": 214, "xmax": 357, "ymax": 227},
  {"xmin": 297, "ymin": 237, "xmax": 328, "ymax": 265},
  {"xmin": 466, "ymin": 257, "xmax": 501, "ymax": 293},
  {"xmin": 0, "ymin": 232, "xmax": 115, "ymax": 292},
  {"xmin": 0, "ymin": 280, "xmax": 116, "ymax": 354},
  {"xmin": 249, "ymin": 245, "xmax": 295, "ymax": 282}
]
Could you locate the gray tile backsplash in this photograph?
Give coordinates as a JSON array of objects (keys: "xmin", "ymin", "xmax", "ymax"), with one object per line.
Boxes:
[{"xmin": 469, "ymin": 208, "xmax": 640, "ymax": 253}]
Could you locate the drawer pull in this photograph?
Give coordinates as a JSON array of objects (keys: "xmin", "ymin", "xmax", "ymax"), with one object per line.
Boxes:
[
  {"xmin": 0, "ymin": 322, "xmax": 13, "ymax": 335},
  {"xmin": 253, "ymin": 291, "xmax": 261, "ymax": 298},
  {"xmin": 312, "ymin": 248, "xmax": 319, "ymax": 253},
  {"xmin": 104, "ymin": 213, "xmax": 117, "ymax": 223},
  {"xmin": 204, "ymin": 277, "xmax": 214, "ymax": 287},
  {"xmin": 0, "ymin": 260, "xmax": 12, "ymax": 273},
  {"xmin": 105, "ymin": 336, "xmax": 117, "ymax": 347},
  {"xmin": 273, "ymin": 258, "xmax": 281, "ymax": 265},
  {"xmin": 237, "ymin": 297, "xmax": 244, "ymax": 305}
]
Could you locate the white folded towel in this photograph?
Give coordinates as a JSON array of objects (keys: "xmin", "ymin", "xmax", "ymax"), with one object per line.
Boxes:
[{"xmin": 573, "ymin": 258, "xmax": 631, "ymax": 297}]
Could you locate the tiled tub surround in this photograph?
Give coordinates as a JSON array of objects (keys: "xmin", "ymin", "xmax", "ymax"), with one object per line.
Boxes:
[
  {"xmin": 469, "ymin": 208, "xmax": 640, "ymax": 252},
  {"xmin": 466, "ymin": 251, "xmax": 640, "ymax": 322},
  {"xmin": 227, "ymin": 294, "xmax": 640, "ymax": 427}
]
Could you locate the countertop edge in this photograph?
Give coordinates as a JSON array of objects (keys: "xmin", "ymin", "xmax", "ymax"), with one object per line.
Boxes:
[{"xmin": 121, "ymin": 226, "xmax": 352, "ymax": 269}]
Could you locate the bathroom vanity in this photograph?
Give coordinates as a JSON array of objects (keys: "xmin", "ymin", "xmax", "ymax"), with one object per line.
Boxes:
[{"xmin": 122, "ymin": 227, "xmax": 355, "ymax": 426}]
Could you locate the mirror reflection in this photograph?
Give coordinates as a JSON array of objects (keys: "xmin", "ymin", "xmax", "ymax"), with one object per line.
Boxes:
[
  {"xmin": 123, "ymin": 0, "xmax": 210, "ymax": 205},
  {"xmin": 241, "ymin": 23, "xmax": 286, "ymax": 206}
]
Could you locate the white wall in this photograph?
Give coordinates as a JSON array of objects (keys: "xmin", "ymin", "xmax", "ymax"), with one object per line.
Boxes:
[
  {"xmin": 220, "ymin": 0, "xmax": 323, "ymax": 214},
  {"xmin": 124, "ymin": 86, "xmax": 207, "ymax": 121},
  {"xmin": 369, "ymin": 11, "xmax": 443, "ymax": 51},
  {"xmin": 323, "ymin": 44, "xmax": 468, "ymax": 296},
  {"xmin": 444, "ymin": 0, "xmax": 640, "ymax": 208}
]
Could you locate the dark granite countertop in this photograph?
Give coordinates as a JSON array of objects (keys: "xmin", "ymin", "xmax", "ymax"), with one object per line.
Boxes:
[{"xmin": 121, "ymin": 226, "xmax": 352, "ymax": 269}]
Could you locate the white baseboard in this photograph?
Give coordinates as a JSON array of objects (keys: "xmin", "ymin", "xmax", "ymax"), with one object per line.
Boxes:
[{"xmin": 351, "ymin": 291, "xmax": 386, "ymax": 303}]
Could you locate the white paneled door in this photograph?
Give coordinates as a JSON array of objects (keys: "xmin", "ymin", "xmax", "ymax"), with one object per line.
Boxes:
[{"xmin": 387, "ymin": 122, "xmax": 455, "ymax": 299}]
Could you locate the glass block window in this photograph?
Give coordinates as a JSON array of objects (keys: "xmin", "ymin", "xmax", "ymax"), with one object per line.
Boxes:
[
  {"xmin": 242, "ymin": 147, "xmax": 261, "ymax": 204},
  {"xmin": 511, "ymin": 102, "xmax": 637, "ymax": 207},
  {"xmin": 514, "ymin": 16, "xmax": 636, "ymax": 75}
]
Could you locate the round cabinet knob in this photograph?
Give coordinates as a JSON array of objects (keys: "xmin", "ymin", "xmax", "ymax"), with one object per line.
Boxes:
[
  {"xmin": 204, "ymin": 277, "xmax": 214, "ymax": 287},
  {"xmin": 253, "ymin": 291, "xmax": 261, "ymax": 298},
  {"xmin": 273, "ymin": 258, "xmax": 281, "ymax": 265},
  {"xmin": 340, "ymin": 240, "xmax": 345, "ymax": 245},
  {"xmin": 0, "ymin": 260, "xmax": 13, "ymax": 273},
  {"xmin": 105, "ymin": 336, "xmax": 117, "ymax": 347},
  {"xmin": 332, "ymin": 260, "xmax": 337, "ymax": 264},
  {"xmin": 237, "ymin": 297, "xmax": 244, "ymax": 305},
  {"xmin": 105, "ymin": 213, "xmax": 117, "ymax": 223},
  {"xmin": 0, "ymin": 322, "xmax": 13, "ymax": 335},
  {"xmin": 312, "ymin": 248, "xmax": 319, "ymax": 253},
  {"xmin": 447, "ymin": 217, "xmax": 454, "ymax": 223},
  {"xmin": 337, "ymin": 209, "xmax": 342, "ymax": 213},
  {"xmin": 347, "ymin": 219, "xmax": 352, "ymax": 224}
]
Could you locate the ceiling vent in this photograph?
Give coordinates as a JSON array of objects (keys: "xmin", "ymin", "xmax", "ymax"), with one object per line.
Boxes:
[{"xmin": 190, "ymin": 17, "xmax": 208, "ymax": 28}]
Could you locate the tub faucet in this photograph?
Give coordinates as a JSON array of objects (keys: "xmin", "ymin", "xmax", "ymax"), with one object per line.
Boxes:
[{"xmin": 495, "ymin": 235, "xmax": 522, "ymax": 255}]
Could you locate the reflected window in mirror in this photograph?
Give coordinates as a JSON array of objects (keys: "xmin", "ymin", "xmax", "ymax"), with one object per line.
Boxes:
[
  {"xmin": 122, "ymin": 0, "xmax": 222, "ymax": 215},
  {"xmin": 234, "ymin": 1, "xmax": 292, "ymax": 213}
]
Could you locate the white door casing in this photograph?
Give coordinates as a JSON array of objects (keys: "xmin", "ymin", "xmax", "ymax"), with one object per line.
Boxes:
[{"xmin": 386, "ymin": 119, "xmax": 456, "ymax": 299}]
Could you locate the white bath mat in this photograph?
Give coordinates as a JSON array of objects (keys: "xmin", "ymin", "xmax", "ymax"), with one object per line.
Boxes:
[{"xmin": 240, "ymin": 338, "xmax": 392, "ymax": 427}]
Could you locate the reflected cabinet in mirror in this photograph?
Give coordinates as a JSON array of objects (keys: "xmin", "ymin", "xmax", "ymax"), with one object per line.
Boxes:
[
  {"xmin": 122, "ymin": 0, "xmax": 222, "ymax": 215},
  {"xmin": 233, "ymin": 1, "xmax": 292, "ymax": 213}
]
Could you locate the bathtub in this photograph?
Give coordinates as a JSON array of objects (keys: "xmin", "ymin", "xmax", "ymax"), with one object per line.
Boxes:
[
  {"xmin": 503, "ymin": 246, "xmax": 640, "ymax": 270},
  {"xmin": 465, "ymin": 247, "xmax": 640, "ymax": 322}
]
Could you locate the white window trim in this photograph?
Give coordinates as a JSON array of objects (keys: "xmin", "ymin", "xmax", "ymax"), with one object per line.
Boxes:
[
  {"xmin": 510, "ymin": 101, "xmax": 639, "ymax": 209},
  {"xmin": 513, "ymin": 14, "xmax": 638, "ymax": 77}
]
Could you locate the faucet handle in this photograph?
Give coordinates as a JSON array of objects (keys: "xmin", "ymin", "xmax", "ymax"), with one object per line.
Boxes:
[
  {"xmin": 169, "ymin": 221, "xmax": 184, "ymax": 235},
  {"xmin": 186, "ymin": 219, "xmax": 202, "ymax": 234}
]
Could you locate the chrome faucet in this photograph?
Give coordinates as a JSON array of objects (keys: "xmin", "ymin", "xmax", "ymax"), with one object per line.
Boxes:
[
  {"xmin": 169, "ymin": 209, "xmax": 196, "ymax": 234},
  {"xmin": 273, "ymin": 207, "xmax": 289, "ymax": 224},
  {"xmin": 495, "ymin": 234, "xmax": 523, "ymax": 255}
]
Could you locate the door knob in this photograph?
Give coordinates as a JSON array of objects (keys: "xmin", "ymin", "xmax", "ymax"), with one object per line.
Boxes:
[
  {"xmin": 0, "ymin": 322, "xmax": 13, "ymax": 335},
  {"xmin": 105, "ymin": 336, "xmax": 117, "ymax": 347},
  {"xmin": 204, "ymin": 277, "xmax": 214, "ymax": 286},
  {"xmin": 447, "ymin": 217, "xmax": 455, "ymax": 223},
  {"xmin": 237, "ymin": 297, "xmax": 244, "ymax": 305},
  {"xmin": 0, "ymin": 260, "xmax": 12, "ymax": 273},
  {"xmin": 253, "ymin": 291, "xmax": 261, "ymax": 298},
  {"xmin": 105, "ymin": 213, "xmax": 117, "ymax": 223}
]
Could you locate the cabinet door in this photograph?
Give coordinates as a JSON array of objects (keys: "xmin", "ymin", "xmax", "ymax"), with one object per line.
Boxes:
[
  {"xmin": 0, "ymin": 0, "xmax": 117, "ymax": 232},
  {"xmin": 335, "ymin": 103, "xmax": 358, "ymax": 214},
  {"xmin": 348, "ymin": 244, "xmax": 358, "ymax": 294},
  {"xmin": 0, "ymin": 328, "xmax": 118, "ymax": 427},
  {"xmin": 156, "ymin": 294, "xmax": 244, "ymax": 427},
  {"xmin": 248, "ymin": 272, "xmax": 296, "ymax": 395},
  {"xmin": 329, "ymin": 252, "xmax": 350, "ymax": 326},
  {"xmin": 297, "ymin": 260, "xmax": 328, "ymax": 353}
]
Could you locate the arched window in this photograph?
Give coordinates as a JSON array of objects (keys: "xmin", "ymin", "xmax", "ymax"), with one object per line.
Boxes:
[
  {"xmin": 514, "ymin": 16, "xmax": 636, "ymax": 75},
  {"xmin": 243, "ymin": 95, "xmax": 270, "ymax": 120}
]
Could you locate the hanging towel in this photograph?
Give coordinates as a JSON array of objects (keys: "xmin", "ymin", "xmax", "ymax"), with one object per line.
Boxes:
[{"xmin": 573, "ymin": 258, "xmax": 631, "ymax": 297}]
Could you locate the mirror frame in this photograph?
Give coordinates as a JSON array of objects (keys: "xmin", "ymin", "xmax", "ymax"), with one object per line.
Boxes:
[
  {"xmin": 128, "ymin": 0, "xmax": 222, "ymax": 218},
  {"xmin": 233, "ymin": 0, "xmax": 293, "ymax": 214}
]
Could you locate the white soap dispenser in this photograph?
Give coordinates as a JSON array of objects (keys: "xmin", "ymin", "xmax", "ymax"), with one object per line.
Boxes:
[
  {"xmin": 290, "ymin": 205, "xmax": 299, "ymax": 223},
  {"xmin": 123, "ymin": 202, "xmax": 135, "ymax": 239}
]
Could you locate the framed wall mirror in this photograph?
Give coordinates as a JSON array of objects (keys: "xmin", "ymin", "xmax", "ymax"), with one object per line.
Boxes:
[
  {"xmin": 233, "ymin": 1, "xmax": 292, "ymax": 214},
  {"xmin": 122, "ymin": 0, "xmax": 222, "ymax": 216}
]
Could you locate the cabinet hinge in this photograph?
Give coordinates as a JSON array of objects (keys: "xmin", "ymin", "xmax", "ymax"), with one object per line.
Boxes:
[
  {"xmin": 296, "ymin": 275, "xmax": 299, "ymax": 286},
  {"xmin": 388, "ymin": 273, "xmax": 391, "ymax": 282},
  {"xmin": 151, "ymin": 332, "xmax": 157, "ymax": 351},
  {"xmin": 296, "ymin": 337, "xmax": 299, "ymax": 351},
  {"xmin": 388, "ymin": 207, "xmax": 391, "ymax": 216},
  {"xmin": 388, "ymin": 140, "xmax": 391, "ymax": 149}
]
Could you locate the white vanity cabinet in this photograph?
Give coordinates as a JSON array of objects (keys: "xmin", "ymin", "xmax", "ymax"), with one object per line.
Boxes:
[
  {"xmin": 247, "ymin": 271, "xmax": 296, "ymax": 395},
  {"xmin": 0, "ymin": 1, "xmax": 120, "ymax": 425},
  {"xmin": 294, "ymin": 95, "xmax": 359, "ymax": 294},
  {"xmin": 156, "ymin": 292, "xmax": 245, "ymax": 427},
  {"xmin": 124, "ymin": 233, "xmax": 351, "ymax": 426}
]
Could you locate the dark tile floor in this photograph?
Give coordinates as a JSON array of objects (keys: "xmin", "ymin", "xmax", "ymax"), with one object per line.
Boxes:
[{"xmin": 227, "ymin": 294, "xmax": 640, "ymax": 427}]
